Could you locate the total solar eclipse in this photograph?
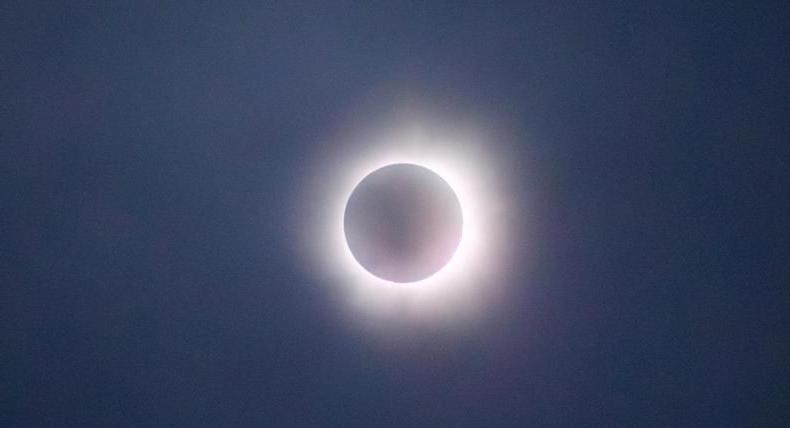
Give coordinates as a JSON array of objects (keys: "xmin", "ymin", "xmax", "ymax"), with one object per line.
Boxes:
[
  {"xmin": 343, "ymin": 163, "xmax": 463, "ymax": 283},
  {"xmin": 298, "ymin": 121, "xmax": 514, "ymax": 322}
]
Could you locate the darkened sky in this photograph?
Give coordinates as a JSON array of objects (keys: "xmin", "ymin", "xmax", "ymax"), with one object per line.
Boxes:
[{"xmin": 3, "ymin": 1, "xmax": 789, "ymax": 425}]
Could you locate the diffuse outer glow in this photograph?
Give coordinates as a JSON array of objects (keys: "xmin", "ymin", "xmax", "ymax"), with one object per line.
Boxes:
[{"xmin": 295, "ymin": 116, "xmax": 525, "ymax": 326}]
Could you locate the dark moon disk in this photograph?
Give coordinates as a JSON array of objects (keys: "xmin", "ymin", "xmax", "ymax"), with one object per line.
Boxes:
[{"xmin": 343, "ymin": 163, "xmax": 463, "ymax": 283}]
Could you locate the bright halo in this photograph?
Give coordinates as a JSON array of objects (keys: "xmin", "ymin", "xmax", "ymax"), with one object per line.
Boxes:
[{"xmin": 295, "ymin": 117, "xmax": 523, "ymax": 326}]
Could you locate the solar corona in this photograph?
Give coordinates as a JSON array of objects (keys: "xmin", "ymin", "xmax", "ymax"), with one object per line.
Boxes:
[{"xmin": 297, "ymin": 118, "xmax": 523, "ymax": 325}]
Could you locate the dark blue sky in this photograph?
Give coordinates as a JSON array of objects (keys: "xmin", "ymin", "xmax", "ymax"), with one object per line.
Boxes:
[{"xmin": 3, "ymin": 1, "xmax": 789, "ymax": 425}]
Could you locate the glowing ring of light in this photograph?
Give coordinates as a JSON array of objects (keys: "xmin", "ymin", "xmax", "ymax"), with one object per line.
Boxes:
[{"xmin": 297, "ymin": 120, "xmax": 522, "ymax": 325}]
